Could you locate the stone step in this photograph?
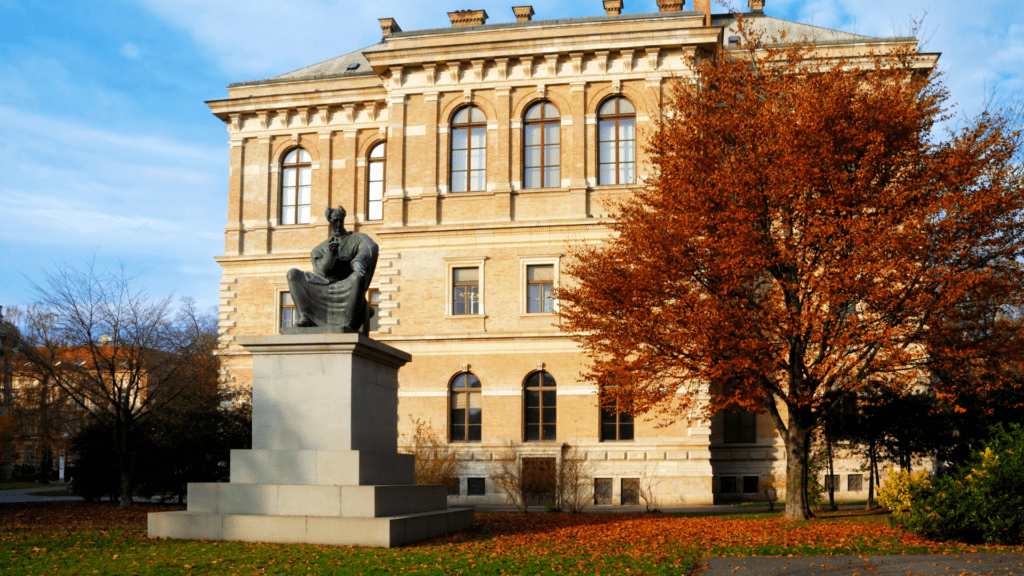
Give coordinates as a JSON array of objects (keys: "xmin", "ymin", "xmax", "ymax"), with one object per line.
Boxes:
[
  {"xmin": 187, "ymin": 482, "xmax": 448, "ymax": 518},
  {"xmin": 149, "ymin": 507, "xmax": 474, "ymax": 548},
  {"xmin": 230, "ymin": 449, "xmax": 414, "ymax": 486}
]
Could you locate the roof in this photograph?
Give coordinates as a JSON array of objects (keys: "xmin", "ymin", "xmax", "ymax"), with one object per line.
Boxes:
[
  {"xmin": 229, "ymin": 46, "xmax": 379, "ymax": 88},
  {"xmin": 713, "ymin": 13, "xmax": 913, "ymax": 46},
  {"xmin": 379, "ymin": 9, "xmax": 703, "ymax": 40},
  {"xmin": 230, "ymin": 10, "xmax": 917, "ymax": 88}
]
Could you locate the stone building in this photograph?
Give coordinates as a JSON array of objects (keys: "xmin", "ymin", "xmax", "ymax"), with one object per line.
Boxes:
[{"xmin": 207, "ymin": 1, "xmax": 938, "ymax": 505}]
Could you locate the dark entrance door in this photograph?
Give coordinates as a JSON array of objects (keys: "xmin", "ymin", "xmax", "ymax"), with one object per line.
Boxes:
[{"xmin": 522, "ymin": 457, "xmax": 557, "ymax": 507}]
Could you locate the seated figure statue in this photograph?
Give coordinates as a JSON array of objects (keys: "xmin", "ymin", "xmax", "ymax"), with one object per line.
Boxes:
[{"xmin": 286, "ymin": 205, "xmax": 379, "ymax": 334}]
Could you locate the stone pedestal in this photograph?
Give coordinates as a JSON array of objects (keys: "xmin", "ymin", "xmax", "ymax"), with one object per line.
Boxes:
[{"xmin": 148, "ymin": 334, "xmax": 473, "ymax": 548}]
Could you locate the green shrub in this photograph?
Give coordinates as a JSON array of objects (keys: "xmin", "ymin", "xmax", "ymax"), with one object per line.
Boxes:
[
  {"xmin": 897, "ymin": 423, "xmax": 1024, "ymax": 545},
  {"xmin": 878, "ymin": 468, "xmax": 931, "ymax": 512}
]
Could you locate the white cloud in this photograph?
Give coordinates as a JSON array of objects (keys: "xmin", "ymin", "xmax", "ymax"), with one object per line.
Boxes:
[
  {"xmin": 0, "ymin": 105, "xmax": 225, "ymax": 307},
  {"xmin": 121, "ymin": 42, "xmax": 141, "ymax": 59},
  {"xmin": 129, "ymin": 0, "xmax": 589, "ymax": 78}
]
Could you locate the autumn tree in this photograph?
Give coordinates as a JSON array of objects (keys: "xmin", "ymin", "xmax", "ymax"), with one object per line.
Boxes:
[
  {"xmin": 15, "ymin": 261, "xmax": 220, "ymax": 506},
  {"xmin": 559, "ymin": 28, "xmax": 1024, "ymax": 520}
]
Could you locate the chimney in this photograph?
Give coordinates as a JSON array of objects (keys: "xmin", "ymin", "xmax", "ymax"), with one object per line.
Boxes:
[
  {"xmin": 513, "ymin": 5, "xmax": 534, "ymax": 22},
  {"xmin": 693, "ymin": 0, "xmax": 711, "ymax": 25},
  {"xmin": 749, "ymin": 0, "xmax": 765, "ymax": 13},
  {"xmin": 656, "ymin": 0, "xmax": 683, "ymax": 11},
  {"xmin": 448, "ymin": 9, "xmax": 488, "ymax": 27},
  {"xmin": 379, "ymin": 18, "xmax": 401, "ymax": 37},
  {"xmin": 603, "ymin": 0, "xmax": 623, "ymax": 16}
]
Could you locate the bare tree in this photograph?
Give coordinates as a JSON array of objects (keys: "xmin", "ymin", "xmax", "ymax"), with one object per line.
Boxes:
[
  {"xmin": 399, "ymin": 418, "xmax": 464, "ymax": 490},
  {"xmin": 637, "ymin": 460, "xmax": 664, "ymax": 513},
  {"xmin": 491, "ymin": 445, "xmax": 528, "ymax": 513},
  {"xmin": 557, "ymin": 443, "xmax": 595, "ymax": 513},
  {"xmin": 15, "ymin": 261, "xmax": 216, "ymax": 506}
]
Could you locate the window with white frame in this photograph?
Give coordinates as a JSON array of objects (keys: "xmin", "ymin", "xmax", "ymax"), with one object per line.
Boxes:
[
  {"xmin": 367, "ymin": 142, "xmax": 386, "ymax": 221},
  {"xmin": 520, "ymin": 257, "xmax": 559, "ymax": 314},
  {"xmin": 446, "ymin": 259, "xmax": 486, "ymax": 316},
  {"xmin": 281, "ymin": 148, "xmax": 312, "ymax": 225}
]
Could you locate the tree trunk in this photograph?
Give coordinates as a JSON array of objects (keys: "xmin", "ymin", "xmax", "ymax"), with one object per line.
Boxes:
[
  {"xmin": 866, "ymin": 439, "xmax": 877, "ymax": 509},
  {"xmin": 37, "ymin": 446, "xmax": 52, "ymax": 485},
  {"xmin": 115, "ymin": 421, "xmax": 133, "ymax": 508},
  {"xmin": 826, "ymin": 431, "xmax": 836, "ymax": 511},
  {"xmin": 783, "ymin": 421, "xmax": 813, "ymax": 520}
]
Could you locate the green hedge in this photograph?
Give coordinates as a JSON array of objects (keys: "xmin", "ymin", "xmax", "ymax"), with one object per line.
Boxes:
[{"xmin": 897, "ymin": 423, "xmax": 1024, "ymax": 545}]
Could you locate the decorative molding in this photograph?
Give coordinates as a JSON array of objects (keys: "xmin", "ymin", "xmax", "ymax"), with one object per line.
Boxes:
[
  {"xmin": 470, "ymin": 59, "xmax": 485, "ymax": 83},
  {"xmin": 423, "ymin": 62, "xmax": 437, "ymax": 86},
  {"xmin": 620, "ymin": 49, "xmax": 634, "ymax": 73},
  {"xmin": 295, "ymin": 106, "xmax": 309, "ymax": 127},
  {"xmin": 257, "ymin": 110, "xmax": 271, "ymax": 130},
  {"xmin": 570, "ymin": 52, "xmax": 584, "ymax": 76},
  {"xmin": 387, "ymin": 66, "xmax": 404, "ymax": 89},
  {"xmin": 342, "ymin": 104, "xmax": 355, "ymax": 124},
  {"xmin": 424, "ymin": 91, "xmax": 439, "ymax": 102},
  {"xmin": 646, "ymin": 47, "xmax": 661, "ymax": 71},
  {"xmin": 544, "ymin": 53, "xmax": 559, "ymax": 77},
  {"xmin": 463, "ymin": 88, "xmax": 473, "ymax": 103},
  {"xmin": 446, "ymin": 61, "xmax": 461, "ymax": 84},
  {"xmin": 595, "ymin": 50, "xmax": 610, "ymax": 74},
  {"xmin": 611, "ymin": 79, "xmax": 622, "ymax": 94},
  {"xmin": 536, "ymin": 83, "xmax": 546, "ymax": 99},
  {"xmin": 494, "ymin": 57, "xmax": 509, "ymax": 81},
  {"xmin": 229, "ymin": 113, "xmax": 241, "ymax": 133},
  {"xmin": 570, "ymin": 82, "xmax": 586, "ymax": 93},
  {"xmin": 317, "ymin": 106, "xmax": 330, "ymax": 125},
  {"xmin": 521, "ymin": 56, "xmax": 535, "ymax": 80}
]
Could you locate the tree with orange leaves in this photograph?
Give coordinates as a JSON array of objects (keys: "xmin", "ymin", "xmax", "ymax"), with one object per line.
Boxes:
[{"xmin": 558, "ymin": 30, "xmax": 1024, "ymax": 520}]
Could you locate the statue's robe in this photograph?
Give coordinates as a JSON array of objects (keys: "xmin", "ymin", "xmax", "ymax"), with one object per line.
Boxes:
[{"xmin": 286, "ymin": 232, "xmax": 379, "ymax": 333}]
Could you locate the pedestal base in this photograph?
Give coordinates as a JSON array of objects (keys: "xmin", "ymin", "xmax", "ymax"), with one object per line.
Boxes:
[
  {"xmin": 147, "ymin": 334, "xmax": 473, "ymax": 548},
  {"xmin": 148, "ymin": 507, "xmax": 474, "ymax": 548}
]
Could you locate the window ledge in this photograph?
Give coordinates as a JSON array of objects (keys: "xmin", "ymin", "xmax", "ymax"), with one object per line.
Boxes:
[
  {"xmin": 444, "ymin": 314, "xmax": 488, "ymax": 319},
  {"xmin": 519, "ymin": 312, "xmax": 557, "ymax": 317}
]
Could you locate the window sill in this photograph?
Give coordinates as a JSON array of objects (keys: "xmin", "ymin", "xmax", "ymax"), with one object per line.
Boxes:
[
  {"xmin": 445, "ymin": 314, "xmax": 487, "ymax": 319},
  {"xmin": 519, "ymin": 312, "xmax": 556, "ymax": 317}
]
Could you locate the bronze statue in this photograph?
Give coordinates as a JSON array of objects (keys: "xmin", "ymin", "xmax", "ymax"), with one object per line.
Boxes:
[{"xmin": 286, "ymin": 206, "xmax": 378, "ymax": 334}]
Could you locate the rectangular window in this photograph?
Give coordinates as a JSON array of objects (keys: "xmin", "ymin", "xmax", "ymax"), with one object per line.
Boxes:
[
  {"xmin": 452, "ymin": 267, "xmax": 480, "ymax": 315},
  {"xmin": 594, "ymin": 478, "xmax": 613, "ymax": 505},
  {"xmin": 723, "ymin": 409, "xmax": 756, "ymax": 443},
  {"xmin": 743, "ymin": 476, "xmax": 760, "ymax": 494},
  {"xmin": 467, "ymin": 477, "xmax": 486, "ymax": 496},
  {"xmin": 600, "ymin": 402, "xmax": 634, "ymax": 441},
  {"xmin": 368, "ymin": 289, "xmax": 381, "ymax": 332},
  {"xmin": 526, "ymin": 265, "xmax": 554, "ymax": 313},
  {"xmin": 825, "ymin": 474, "xmax": 841, "ymax": 492},
  {"xmin": 847, "ymin": 474, "xmax": 863, "ymax": 492},
  {"xmin": 280, "ymin": 292, "xmax": 295, "ymax": 330},
  {"xmin": 720, "ymin": 476, "xmax": 738, "ymax": 494},
  {"xmin": 621, "ymin": 478, "xmax": 640, "ymax": 505},
  {"xmin": 447, "ymin": 478, "xmax": 461, "ymax": 496}
]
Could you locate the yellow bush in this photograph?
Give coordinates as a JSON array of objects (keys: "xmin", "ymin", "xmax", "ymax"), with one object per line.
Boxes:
[{"xmin": 878, "ymin": 468, "xmax": 931, "ymax": 512}]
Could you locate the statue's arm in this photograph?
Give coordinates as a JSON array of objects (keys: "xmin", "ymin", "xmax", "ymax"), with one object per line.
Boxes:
[
  {"xmin": 311, "ymin": 244, "xmax": 332, "ymax": 277},
  {"xmin": 351, "ymin": 236, "xmax": 379, "ymax": 278}
]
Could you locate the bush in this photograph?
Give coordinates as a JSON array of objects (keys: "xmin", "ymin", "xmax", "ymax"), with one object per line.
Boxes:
[
  {"xmin": 897, "ymin": 423, "xmax": 1024, "ymax": 545},
  {"xmin": 878, "ymin": 468, "xmax": 932, "ymax": 513}
]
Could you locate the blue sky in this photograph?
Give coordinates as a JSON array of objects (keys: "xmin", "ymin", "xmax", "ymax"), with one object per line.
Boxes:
[{"xmin": 2, "ymin": 0, "xmax": 1022, "ymax": 312}]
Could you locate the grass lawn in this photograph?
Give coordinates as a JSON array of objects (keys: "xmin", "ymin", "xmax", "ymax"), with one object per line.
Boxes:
[{"xmin": 2, "ymin": 503, "xmax": 1021, "ymax": 576}]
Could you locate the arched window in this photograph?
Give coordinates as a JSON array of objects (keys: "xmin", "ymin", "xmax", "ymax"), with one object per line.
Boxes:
[
  {"xmin": 367, "ymin": 142, "xmax": 386, "ymax": 221},
  {"xmin": 450, "ymin": 372, "xmax": 482, "ymax": 441},
  {"xmin": 523, "ymin": 102, "xmax": 560, "ymax": 189},
  {"xmin": 597, "ymin": 97, "xmax": 636, "ymax": 185},
  {"xmin": 524, "ymin": 370, "xmax": 556, "ymax": 441},
  {"xmin": 281, "ymin": 147, "xmax": 312, "ymax": 225},
  {"xmin": 450, "ymin": 106, "xmax": 487, "ymax": 192}
]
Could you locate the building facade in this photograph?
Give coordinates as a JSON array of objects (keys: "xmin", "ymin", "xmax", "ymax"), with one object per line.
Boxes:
[{"xmin": 208, "ymin": 1, "xmax": 936, "ymax": 505}]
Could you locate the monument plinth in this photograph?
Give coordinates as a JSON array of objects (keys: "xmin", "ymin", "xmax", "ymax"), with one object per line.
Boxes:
[{"xmin": 148, "ymin": 333, "xmax": 473, "ymax": 548}]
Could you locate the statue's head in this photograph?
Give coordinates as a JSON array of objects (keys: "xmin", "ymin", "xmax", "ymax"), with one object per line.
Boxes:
[{"xmin": 326, "ymin": 206, "xmax": 348, "ymax": 235}]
